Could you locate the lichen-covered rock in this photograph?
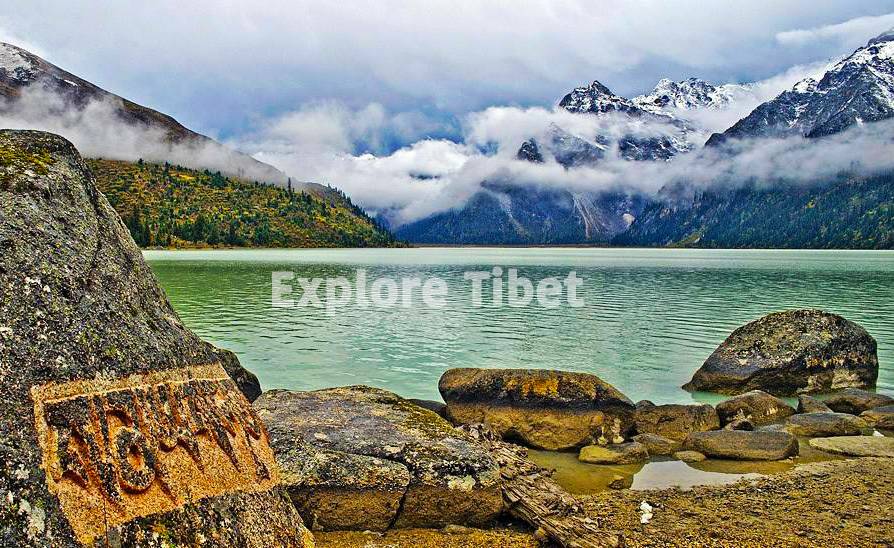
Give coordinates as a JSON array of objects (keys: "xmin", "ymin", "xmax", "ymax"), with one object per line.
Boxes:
[
  {"xmin": 633, "ymin": 403, "xmax": 719, "ymax": 442},
  {"xmin": 823, "ymin": 389, "xmax": 893, "ymax": 415},
  {"xmin": 439, "ymin": 368, "xmax": 635, "ymax": 450},
  {"xmin": 0, "ymin": 130, "xmax": 310, "ymax": 547},
  {"xmin": 254, "ymin": 386, "xmax": 503, "ymax": 530},
  {"xmin": 809, "ymin": 436, "xmax": 894, "ymax": 457},
  {"xmin": 860, "ymin": 405, "xmax": 894, "ymax": 430},
  {"xmin": 683, "ymin": 310, "xmax": 878, "ymax": 396},
  {"xmin": 723, "ymin": 418, "xmax": 755, "ymax": 431},
  {"xmin": 578, "ymin": 442, "xmax": 649, "ymax": 465},
  {"xmin": 631, "ymin": 433, "xmax": 681, "ymax": 456},
  {"xmin": 673, "ymin": 450, "xmax": 707, "ymax": 463},
  {"xmin": 783, "ymin": 413, "xmax": 869, "ymax": 437},
  {"xmin": 683, "ymin": 430, "xmax": 799, "ymax": 461},
  {"xmin": 715, "ymin": 390, "xmax": 796, "ymax": 426},
  {"xmin": 797, "ymin": 395, "xmax": 832, "ymax": 414}
]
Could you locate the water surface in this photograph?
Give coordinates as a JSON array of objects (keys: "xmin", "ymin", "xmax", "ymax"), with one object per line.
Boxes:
[{"xmin": 144, "ymin": 248, "xmax": 894, "ymax": 403}]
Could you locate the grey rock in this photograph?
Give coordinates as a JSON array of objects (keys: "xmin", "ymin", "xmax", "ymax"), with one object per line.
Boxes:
[
  {"xmin": 824, "ymin": 389, "xmax": 894, "ymax": 415},
  {"xmin": 715, "ymin": 390, "xmax": 796, "ymax": 426},
  {"xmin": 809, "ymin": 436, "xmax": 894, "ymax": 458},
  {"xmin": 254, "ymin": 386, "xmax": 503, "ymax": 530},
  {"xmin": 859, "ymin": 405, "xmax": 894, "ymax": 430},
  {"xmin": 0, "ymin": 130, "xmax": 309, "ymax": 547},
  {"xmin": 631, "ymin": 433, "xmax": 682, "ymax": 456},
  {"xmin": 683, "ymin": 430, "xmax": 799, "ymax": 461},
  {"xmin": 683, "ymin": 310, "xmax": 878, "ymax": 396},
  {"xmin": 783, "ymin": 413, "xmax": 869, "ymax": 437},
  {"xmin": 634, "ymin": 403, "xmax": 719, "ymax": 442}
]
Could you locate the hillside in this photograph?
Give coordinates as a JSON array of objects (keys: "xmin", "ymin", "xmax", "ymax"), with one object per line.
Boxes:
[
  {"xmin": 614, "ymin": 173, "xmax": 894, "ymax": 249},
  {"xmin": 88, "ymin": 159, "xmax": 398, "ymax": 248}
]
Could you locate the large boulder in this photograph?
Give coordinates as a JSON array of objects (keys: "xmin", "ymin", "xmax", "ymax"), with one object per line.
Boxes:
[
  {"xmin": 783, "ymin": 413, "xmax": 869, "ymax": 437},
  {"xmin": 823, "ymin": 389, "xmax": 893, "ymax": 415},
  {"xmin": 683, "ymin": 310, "xmax": 878, "ymax": 396},
  {"xmin": 438, "ymin": 368, "xmax": 635, "ymax": 450},
  {"xmin": 809, "ymin": 436, "xmax": 894, "ymax": 457},
  {"xmin": 254, "ymin": 386, "xmax": 503, "ymax": 531},
  {"xmin": 633, "ymin": 403, "xmax": 719, "ymax": 442},
  {"xmin": 0, "ymin": 131, "xmax": 310, "ymax": 546},
  {"xmin": 860, "ymin": 405, "xmax": 894, "ymax": 430},
  {"xmin": 715, "ymin": 390, "xmax": 796, "ymax": 426},
  {"xmin": 683, "ymin": 430, "xmax": 799, "ymax": 461}
]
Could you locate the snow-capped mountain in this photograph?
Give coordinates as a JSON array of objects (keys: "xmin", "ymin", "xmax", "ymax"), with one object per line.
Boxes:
[
  {"xmin": 633, "ymin": 77, "xmax": 750, "ymax": 114},
  {"xmin": 707, "ymin": 29, "xmax": 894, "ymax": 145},
  {"xmin": 0, "ymin": 42, "xmax": 286, "ymax": 183},
  {"xmin": 516, "ymin": 123, "xmax": 606, "ymax": 167}
]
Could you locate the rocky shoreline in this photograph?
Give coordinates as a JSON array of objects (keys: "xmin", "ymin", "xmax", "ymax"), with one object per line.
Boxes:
[{"xmin": 2, "ymin": 129, "xmax": 892, "ymax": 546}]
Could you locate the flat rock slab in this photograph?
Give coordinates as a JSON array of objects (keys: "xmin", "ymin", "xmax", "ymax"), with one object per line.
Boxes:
[
  {"xmin": 683, "ymin": 430, "xmax": 799, "ymax": 461},
  {"xmin": 683, "ymin": 309, "xmax": 878, "ymax": 396},
  {"xmin": 0, "ymin": 131, "xmax": 308, "ymax": 547},
  {"xmin": 579, "ymin": 442, "xmax": 649, "ymax": 464},
  {"xmin": 784, "ymin": 412, "xmax": 869, "ymax": 437},
  {"xmin": 715, "ymin": 390, "xmax": 796, "ymax": 426},
  {"xmin": 255, "ymin": 386, "xmax": 503, "ymax": 530},
  {"xmin": 439, "ymin": 368, "xmax": 635, "ymax": 450},
  {"xmin": 824, "ymin": 389, "xmax": 893, "ymax": 415},
  {"xmin": 809, "ymin": 436, "xmax": 894, "ymax": 457},
  {"xmin": 633, "ymin": 403, "xmax": 719, "ymax": 442}
]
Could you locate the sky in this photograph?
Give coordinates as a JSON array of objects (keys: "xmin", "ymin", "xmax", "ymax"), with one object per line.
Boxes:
[{"xmin": 3, "ymin": 2, "xmax": 894, "ymax": 224}]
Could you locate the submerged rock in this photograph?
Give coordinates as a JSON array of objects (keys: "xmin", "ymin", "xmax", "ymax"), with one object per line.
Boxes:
[
  {"xmin": 783, "ymin": 413, "xmax": 869, "ymax": 437},
  {"xmin": 860, "ymin": 405, "xmax": 894, "ymax": 430},
  {"xmin": 439, "ymin": 368, "xmax": 635, "ymax": 450},
  {"xmin": 823, "ymin": 388, "xmax": 893, "ymax": 415},
  {"xmin": 0, "ymin": 130, "xmax": 310, "ymax": 547},
  {"xmin": 809, "ymin": 436, "xmax": 894, "ymax": 457},
  {"xmin": 633, "ymin": 403, "xmax": 720, "ymax": 441},
  {"xmin": 683, "ymin": 430, "xmax": 799, "ymax": 461},
  {"xmin": 715, "ymin": 390, "xmax": 796, "ymax": 426},
  {"xmin": 797, "ymin": 395, "xmax": 832, "ymax": 414},
  {"xmin": 683, "ymin": 310, "xmax": 878, "ymax": 396},
  {"xmin": 254, "ymin": 386, "xmax": 503, "ymax": 530},
  {"xmin": 579, "ymin": 442, "xmax": 649, "ymax": 465},
  {"xmin": 632, "ymin": 433, "xmax": 681, "ymax": 456}
]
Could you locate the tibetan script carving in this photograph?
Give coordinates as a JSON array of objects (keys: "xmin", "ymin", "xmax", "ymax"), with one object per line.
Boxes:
[{"xmin": 31, "ymin": 364, "xmax": 280, "ymax": 544}]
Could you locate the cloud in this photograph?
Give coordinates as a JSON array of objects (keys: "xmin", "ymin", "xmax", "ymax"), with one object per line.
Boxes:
[{"xmin": 776, "ymin": 13, "xmax": 894, "ymax": 48}]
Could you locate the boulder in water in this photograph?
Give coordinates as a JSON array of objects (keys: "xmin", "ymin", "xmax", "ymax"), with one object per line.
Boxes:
[
  {"xmin": 783, "ymin": 413, "xmax": 869, "ymax": 437},
  {"xmin": 683, "ymin": 310, "xmax": 878, "ymax": 396},
  {"xmin": 797, "ymin": 395, "xmax": 832, "ymax": 414},
  {"xmin": 633, "ymin": 403, "xmax": 719, "ymax": 441},
  {"xmin": 0, "ymin": 130, "xmax": 310, "ymax": 547},
  {"xmin": 631, "ymin": 433, "xmax": 681, "ymax": 456},
  {"xmin": 809, "ymin": 436, "xmax": 894, "ymax": 457},
  {"xmin": 715, "ymin": 390, "xmax": 796, "ymax": 426},
  {"xmin": 578, "ymin": 442, "xmax": 649, "ymax": 465},
  {"xmin": 439, "ymin": 368, "xmax": 635, "ymax": 450},
  {"xmin": 683, "ymin": 430, "xmax": 799, "ymax": 461},
  {"xmin": 823, "ymin": 388, "xmax": 893, "ymax": 415}
]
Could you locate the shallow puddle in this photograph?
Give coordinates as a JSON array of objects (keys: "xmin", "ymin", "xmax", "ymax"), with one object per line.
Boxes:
[{"xmin": 527, "ymin": 438, "xmax": 844, "ymax": 494}]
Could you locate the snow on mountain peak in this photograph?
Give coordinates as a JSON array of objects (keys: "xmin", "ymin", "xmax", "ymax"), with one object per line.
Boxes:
[
  {"xmin": 0, "ymin": 43, "xmax": 37, "ymax": 83},
  {"xmin": 558, "ymin": 80, "xmax": 640, "ymax": 115},
  {"xmin": 868, "ymin": 28, "xmax": 894, "ymax": 46},
  {"xmin": 633, "ymin": 77, "xmax": 749, "ymax": 113}
]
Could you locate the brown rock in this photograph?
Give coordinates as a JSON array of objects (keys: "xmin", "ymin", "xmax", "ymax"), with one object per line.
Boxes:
[
  {"xmin": 632, "ymin": 433, "xmax": 682, "ymax": 456},
  {"xmin": 808, "ymin": 436, "xmax": 894, "ymax": 457},
  {"xmin": 683, "ymin": 430, "xmax": 799, "ymax": 461},
  {"xmin": 634, "ymin": 403, "xmax": 720, "ymax": 441},
  {"xmin": 439, "ymin": 368, "xmax": 635, "ymax": 450},
  {"xmin": 579, "ymin": 442, "xmax": 649, "ymax": 465},
  {"xmin": 783, "ymin": 413, "xmax": 869, "ymax": 437},
  {"xmin": 823, "ymin": 389, "xmax": 893, "ymax": 415},
  {"xmin": 859, "ymin": 405, "xmax": 894, "ymax": 430},
  {"xmin": 797, "ymin": 395, "xmax": 832, "ymax": 414},
  {"xmin": 715, "ymin": 390, "xmax": 796, "ymax": 426},
  {"xmin": 674, "ymin": 450, "xmax": 707, "ymax": 463}
]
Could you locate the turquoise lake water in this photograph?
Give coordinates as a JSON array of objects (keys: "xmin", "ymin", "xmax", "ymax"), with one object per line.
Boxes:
[{"xmin": 144, "ymin": 248, "xmax": 894, "ymax": 404}]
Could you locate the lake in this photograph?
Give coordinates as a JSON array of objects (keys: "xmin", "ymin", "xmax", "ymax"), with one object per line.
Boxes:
[{"xmin": 144, "ymin": 248, "xmax": 894, "ymax": 404}]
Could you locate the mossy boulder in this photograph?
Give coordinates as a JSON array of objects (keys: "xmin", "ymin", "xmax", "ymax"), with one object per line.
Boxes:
[
  {"xmin": 438, "ymin": 368, "xmax": 635, "ymax": 450},
  {"xmin": 715, "ymin": 390, "xmax": 796, "ymax": 427},
  {"xmin": 683, "ymin": 310, "xmax": 878, "ymax": 396},
  {"xmin": 683, "ymin": 430, "xmax": 799, "ymax": 461},
  {"xmin": 254, "ymin": 386, "xmax": 503, "ymax": 531},
  {"xmin": 783, "ymin": 413, "xmax": 869, "ymax": 437},
  {"xmin": 578, "ymin": 442, "xmax": 649, "ymax": 465},
  {"xmin": 633, "ymin": 403, "xmax": 720, "ymax": 442},
  {"xmin": 0, "ymin": 130, "xmax": 309, "ymax": 547}
]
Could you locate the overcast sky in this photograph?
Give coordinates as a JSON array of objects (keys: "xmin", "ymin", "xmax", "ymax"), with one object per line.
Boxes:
[{"xmin": 4, "ymin": 1, "xmax": 894, "ymax": 148}]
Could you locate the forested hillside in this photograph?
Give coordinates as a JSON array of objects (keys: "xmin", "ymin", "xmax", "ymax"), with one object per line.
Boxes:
[
  {"xmin": 615, "ymin": 173, "xmax": 894, "ymax": 249},
  {"xmin": 88, "ymin": 159, "xmax": 398, "ymax": 248}
]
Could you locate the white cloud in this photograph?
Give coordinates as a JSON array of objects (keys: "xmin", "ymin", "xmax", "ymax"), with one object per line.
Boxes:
[{"xmin": 776, "ymin": 13, "xmax": 894, "ymax": 48}]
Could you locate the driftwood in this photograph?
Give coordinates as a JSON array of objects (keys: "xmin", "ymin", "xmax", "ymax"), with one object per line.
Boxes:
[{"xmin": 460, "ymin": 425, "xmax": 624, "ymax": 548}]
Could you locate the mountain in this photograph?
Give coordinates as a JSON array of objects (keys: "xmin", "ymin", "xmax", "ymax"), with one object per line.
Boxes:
[
  {"xmin": 633, "ymin": 77, "xmax": 750, "ymax": 114},
  {"xmin": 615, "ymin": 172, "xmax": 894, "ymax": 249},
  {"xmin": 395, "ymin": 182, "xmax": 645, "ymax": 245},
  {"xmin": 89, "ymin": 159, "xmax": 397, "ymax": 248},
  {"xmin": 0, "ymin": 42, "xmax": 285, "ymax": 183},
  {"xmin": 707, "ymin": 30, "xmax": 894, "ymax": 145}
]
